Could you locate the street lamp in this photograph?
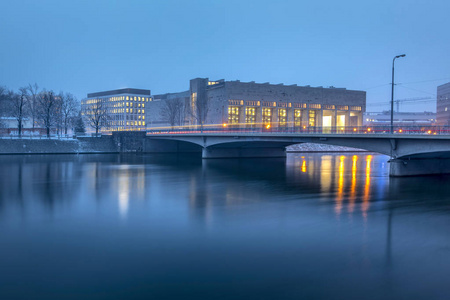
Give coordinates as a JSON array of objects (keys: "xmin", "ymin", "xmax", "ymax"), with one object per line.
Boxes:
[{"xmin": 390, "ymin": 54, "xmax": 406, "ymax": 134}]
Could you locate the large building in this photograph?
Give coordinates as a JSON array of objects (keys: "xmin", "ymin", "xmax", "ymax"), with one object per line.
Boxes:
[
  {"xmin": 81, "ymin": 88, "xmax": 151, "ymax": 133},
  {"xmin": 436, "ymin": 82, "xmax": 450, "ymax": 125},
  {"xmin": 148, "ymin": 78, "xmax": 366, "ymax": 130}
]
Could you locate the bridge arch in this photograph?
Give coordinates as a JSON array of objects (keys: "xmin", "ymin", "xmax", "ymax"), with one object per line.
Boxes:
[{"xmin": 145, "ymin": 133, "xmax": 450, "ymax": 176}]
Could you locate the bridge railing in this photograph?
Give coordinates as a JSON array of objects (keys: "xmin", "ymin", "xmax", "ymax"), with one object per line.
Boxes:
[{"xmin": 146, "ymin": 125, "xmax": 450, "ymax": 136}]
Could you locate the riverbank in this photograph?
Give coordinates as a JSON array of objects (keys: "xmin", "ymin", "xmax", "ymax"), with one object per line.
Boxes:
[{"xmin": 0, "ymin": 137, "xmax": 365, "ymax": 155}]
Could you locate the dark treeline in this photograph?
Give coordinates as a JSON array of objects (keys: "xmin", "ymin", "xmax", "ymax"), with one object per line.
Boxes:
[{"xmin": 0, "ymin": 84, "xmax": 85, "ymax": 137}]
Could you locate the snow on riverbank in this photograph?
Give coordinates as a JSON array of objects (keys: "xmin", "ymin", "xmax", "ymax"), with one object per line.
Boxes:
[{"xmin": 287, "ymin": 143, "xmax": 365, "ymax": 152}]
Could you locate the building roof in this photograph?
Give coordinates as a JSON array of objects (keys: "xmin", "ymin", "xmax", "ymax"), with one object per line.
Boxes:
[{"xmin": 87, "ymin": 88, "xmax": 151, "ymax": 98}]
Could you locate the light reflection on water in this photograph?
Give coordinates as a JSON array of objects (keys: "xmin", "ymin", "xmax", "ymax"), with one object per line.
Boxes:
[{"xmin": 0, "ymin": 153, "xmax": 450, "ymax": 300}]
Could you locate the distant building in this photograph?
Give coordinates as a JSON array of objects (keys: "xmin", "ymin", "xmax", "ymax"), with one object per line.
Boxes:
[
  {"xmin": 81, "ymin": 88, "xmax": 151, "ymax": 133},
  {"xmin": 436, "ymin": 82, "xmax": 450, "ymax": 125},
  {"xmin": 149, "ymin": 91, "xmax": 190, "ymax": 128},
  {"xmin": 148, "ymin": 78, "xmax": 366, "ymax": 130},
  {"xmin": 363, "ymin": 111, "xmax": 436, "ymax": 126}
]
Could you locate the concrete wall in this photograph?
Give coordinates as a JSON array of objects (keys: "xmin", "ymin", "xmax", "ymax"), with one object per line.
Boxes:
[
  {"xmin": 0, "ymin": 136, "xmax": 117, "ymax": 154},
  {"xmin": 112, "ymin": 132, "xmax": 146, "ymax": 152}
]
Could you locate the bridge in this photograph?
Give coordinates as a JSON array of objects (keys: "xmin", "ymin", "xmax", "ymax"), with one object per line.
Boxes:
[{"xmin": 144, "ymin": 125, "xmax": 450, "ymax": 177}]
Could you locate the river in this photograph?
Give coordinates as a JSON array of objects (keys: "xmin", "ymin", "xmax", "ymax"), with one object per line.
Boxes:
[{"xmin": 1, "ymin": 153, "xmax": 450, "ymax": 299}]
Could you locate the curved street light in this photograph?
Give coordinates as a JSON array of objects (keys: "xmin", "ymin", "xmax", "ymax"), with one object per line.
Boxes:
[{"xmin": 391, "ymin": 54, "xmax": 406, "ymax": 134}]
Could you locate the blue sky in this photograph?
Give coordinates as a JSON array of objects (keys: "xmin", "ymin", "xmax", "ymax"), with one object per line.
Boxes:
[{"xmin": 0, "ymin": 0, "xmax": 449, "ymax": 112}]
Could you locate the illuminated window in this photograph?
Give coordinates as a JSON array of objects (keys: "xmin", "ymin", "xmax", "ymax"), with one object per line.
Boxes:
[
  {"xmin": 294, "ymin": 109, "xmax": 302, "ymax": 127},
  {"xmin": 262, "ymin": 108, "xmax": 272, "ymax": 124},
  {"xmin": 142, "ymin": 103, "xmax": 145, "ymax": 108},
  {"xmin": 309, "ymin": 110, "xmax": 316, "ymax": 126},
  {"xmin": 228, "ymin": 106, "xmax": 240, "ymax": 124},
  {"xmin": 126, "ymin": 108, "xmax": 129, "ymax": 113},
  {"xmin": 126, "ymin": 102, "xmax": 129, "ymax": 107},
  {"xmin": 126, "ymin": 96, "xmax": 129, "ymax": 100},
  {"xmin": 143, "ymin": 121, "xmax": 145, "ymax": 126},
  {"xmin": 142, "ymin": 116, "xmax": 145, "ymax": 120},
  {"xmin": 130, "ymin": 109, "xmax": 133, "ymax": 113},
  {"xmin": 278, "ymin": 109, "xmax": 287, "ymax": 127},
  {"xmin": 142, "ymin": 109, "xmax": 144, "ymax": 114},
  {"xmin": 245, "ymin": 107, "xmax": 256, "ymax": 127}
]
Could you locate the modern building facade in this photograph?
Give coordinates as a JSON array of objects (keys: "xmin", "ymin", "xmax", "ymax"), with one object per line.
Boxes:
[
  {"xmin": 436, "ymin": 82, "xmax": 450, "ymax": 125},
  {"xmin": 81, "ymin": 88, "xmax": 151, "ymax": 133},
  {"xmin": 147, "ymin": 78, "xmax": 366, "ymax": 130}
]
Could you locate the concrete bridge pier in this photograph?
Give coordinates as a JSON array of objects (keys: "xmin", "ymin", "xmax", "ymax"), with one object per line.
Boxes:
[
  {"xmin": 202, "ymin": 146, "xmax": 287, "ymax": 159},
  {"xmin": 389, "ymin": 157, "xmax": 450, "ymax": 176}
]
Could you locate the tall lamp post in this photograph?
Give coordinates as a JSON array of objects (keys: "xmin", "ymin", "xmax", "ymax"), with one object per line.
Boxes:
[{"xmin": 391, "ymin": 54, "xmax": 406, "ymax": 134}]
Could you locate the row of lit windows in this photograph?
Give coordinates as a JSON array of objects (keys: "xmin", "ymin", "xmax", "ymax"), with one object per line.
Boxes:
[
  {"xmin": 126, "ymin": 102, "xmax": 144, "ymax": 108},
  {"xmin": 109, "ymin": 96, "xmax": 150, "ymax": 102},
  {"xmin": 108, "ymin": 102, "xmax": 146, "ymax": 108},
  {"xmin": 228, "ymin": 100, "xmax": 361, "ymax": 111},
  {"xmin": 106, "ymin": 121, "xmax": 146, "ymax": 126},
  {"xmin": 98, "ymin": 108, "xmax": 147, "ymax": 114},
  {"xmin": 83, "ymin": 96, "xmax": 151, "ymax": 105},
  {"xmin": 228, "ymin": 107, "xmax": 317, "ymax": 127},
  {"xmin": 110, "ymin": 115, "xmax": 145, "ymax": 120},
  {"xmin": 125, "ymin": 109, "xmax": 145, "ymax": 114},
  {"xmin": 109, "ymin": 121, "xmax": 145, "ymax": 126}
]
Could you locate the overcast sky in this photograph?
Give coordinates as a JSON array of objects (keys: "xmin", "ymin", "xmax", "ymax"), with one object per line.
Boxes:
[{"xmin": 1, "ymin": 0, "xmax": 449, "ymax": 112}]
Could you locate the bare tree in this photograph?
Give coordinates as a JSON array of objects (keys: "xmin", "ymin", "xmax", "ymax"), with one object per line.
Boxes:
[
  {"xmin": 60, "ymin": 92, "xmax": 78, "ymax": 135},
  {"xmin": 83, "ymin": 99, "xmax": 109, "ymax": 136},
  {"xmin": 9, "ymin": 88, "xmax": 29, "ymax": 137},
  {"xmin": 0, "ymin": 86, "xmax": 9, "ymax": 128},
  {"xmin": 189, "ymin": 91, "xmax": 210, "ymax": 131},
  {"xmin": 38, "ymin": 90, "xmax": 57, "ymax": 137},
  {"xmin": 27, "ymin": 83, "xmax": 39, "ymax": 128},
  {"xmin": 160, "ymin": 98, "xmax": 184, "ymax": 128}
]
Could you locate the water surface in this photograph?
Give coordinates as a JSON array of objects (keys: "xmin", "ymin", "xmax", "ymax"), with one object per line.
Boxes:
[{"xmin": 1, "ymin": 153, "xmax": 450, "ymax": 299}]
